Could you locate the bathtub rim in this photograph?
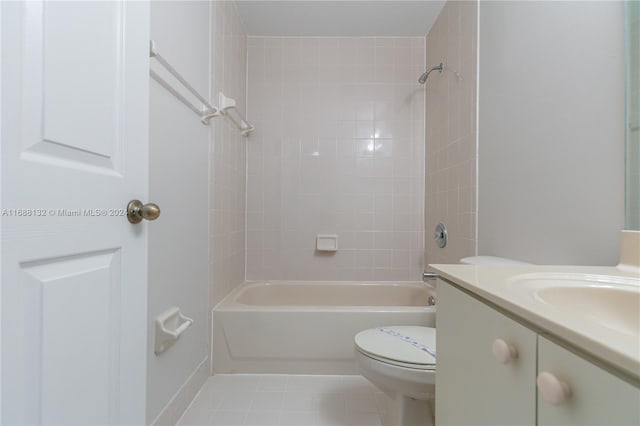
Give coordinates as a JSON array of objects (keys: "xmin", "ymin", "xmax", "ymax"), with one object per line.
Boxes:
[{"xmin": 213, "ymin": 280, "xmax": 434, "ymax": 312}]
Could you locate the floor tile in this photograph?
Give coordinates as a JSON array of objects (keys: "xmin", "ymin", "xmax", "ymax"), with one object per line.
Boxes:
[
  {"xmin": 257, "ymin": 375, "xmax": 289, "ymax": 392},
  {"xmin": 176, "ymin": 402, "xmax": 212, "ymax": 426},
  {"xmin": 209, "ymin": 374, "xmax": 260, "ymax": 392},
  {"xmin": 244, "ymin": 411, "xmax": 281, "ymax": 426},
  {"xmin": 279, "ymin": 410, "xmax": 318, "ymax": 426},
  {"xmin": 280, "ymin": 391, "xmax": 316, "ymax": 411},
  {"xmin": 208, "ymin": 410, "xmax": 246, "ymax": 426},
  {"xmin": 344, "ymin": 393, "xmax": 378, "ymax": 413},
  {"xmin": 190, "ymin": 386, "xmax": 224, "ymax": 411},
  {"xmin": 218, "ymin": 391, "xmax": 255, "ymax": 411},
  {"xmin": 314, "ymin": 393, "xmax": 346, "ymax": 413},
  {"xmin": 344, "ymin": 412, "xmax": 383, "ymax": 426},
  {"xmin": 250, "ymin": 392, "xmax": 284, "ymax": 411},
  {"xmin": 373, "ymin": 393, "xmax": 390, "ymax": 414},
  {"xmin": 315, "ymin": 409, "xmax": 352, "ymax": 426},
  {"xmin": 177, "ymin": 374, "xmax": 385, "ymax": 426},
  {"xmin": 340, "ymin": 376, "xmax": 378, "ymax": 394}
]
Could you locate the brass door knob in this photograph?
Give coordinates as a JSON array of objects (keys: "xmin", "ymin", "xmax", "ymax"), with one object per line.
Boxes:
[{"xmin": 127, "ymin": 200, "xmax": 161, "ymax": 224}]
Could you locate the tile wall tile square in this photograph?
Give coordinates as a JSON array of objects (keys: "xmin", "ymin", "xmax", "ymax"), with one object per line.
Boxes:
[
  {"xmin": 247, "ymin": 36, "xmax": 425, "ymax": 281},
  {"xmin": 210, "ymin": 3, "xmax": 248, "ymax": 306},
  {"xmin": 424, "ymin": 1, "xmax": 478, "ymax": 267}
]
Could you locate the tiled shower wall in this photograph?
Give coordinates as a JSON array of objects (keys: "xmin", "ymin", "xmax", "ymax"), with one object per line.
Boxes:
[
  {"xmin": 246, "ymin": 37, "xmax": 426, "ymax": 281},
  {"xmin": 424, "ymin": 1, "xmax": 477, "ymax": 266},
  {"xmin": 210, "ymin": 1, "xmax": 247, "ymax": 307}
]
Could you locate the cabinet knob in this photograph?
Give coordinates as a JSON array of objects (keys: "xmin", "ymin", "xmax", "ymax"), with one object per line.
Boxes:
[
  {"xmin": 537, "ymin": 371, "xmax": 572, "ymax": 406},
  {"xmin": 492, "ymin": 338, "xmax": 518, "ymax": 364}
]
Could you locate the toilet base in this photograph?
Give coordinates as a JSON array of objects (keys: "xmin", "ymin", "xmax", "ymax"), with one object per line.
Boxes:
[{"xmin": 380, "ymin": 393, "xmax": 434, "ymax": 426}]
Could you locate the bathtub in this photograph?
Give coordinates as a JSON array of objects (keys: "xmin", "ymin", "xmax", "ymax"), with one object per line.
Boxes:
[{"xmin": 212, "ymin": 281, "xmax": 436, "ymax": 374}]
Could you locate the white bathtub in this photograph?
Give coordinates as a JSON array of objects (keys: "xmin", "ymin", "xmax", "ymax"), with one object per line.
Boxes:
[{"xmin": 212, "ymin": 281, "xmax": 436, "ymax": 374}]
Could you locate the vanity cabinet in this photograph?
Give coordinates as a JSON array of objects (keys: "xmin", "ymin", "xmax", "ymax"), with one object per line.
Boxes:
[
  {"xmin": 436, "ymin": 280, "xmax": 640, "ymax": 426},
  {"xmin": 436, "ymin": 280, "xmax": 537, "ymax": 425},
  {"xmin": 537, "ymin": 336, "xmax": 640, "ymax": 425}
]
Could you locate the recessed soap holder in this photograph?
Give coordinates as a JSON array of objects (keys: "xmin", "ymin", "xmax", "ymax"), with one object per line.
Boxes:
[
  {"xmin": 316, "ymin": 234, "xmax": 338, "ymax": 252},
  {"xmin": 154, "ymin": 307, "xmax": 193, "ymax": 355}
]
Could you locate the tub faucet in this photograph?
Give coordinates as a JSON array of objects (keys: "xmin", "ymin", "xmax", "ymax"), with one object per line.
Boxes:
[
  {"xmin": 422, "ymin": 271, "xmax": 438, "ymax": 304},
  {"xmin": 422, "ymin": 271, "xmax": 438, "ymax": 282}
]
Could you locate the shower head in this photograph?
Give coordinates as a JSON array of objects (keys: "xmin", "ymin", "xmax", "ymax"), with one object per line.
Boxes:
[{"xmin": 418, "ymin": 62, "xmax": 444, "ymax": 84}]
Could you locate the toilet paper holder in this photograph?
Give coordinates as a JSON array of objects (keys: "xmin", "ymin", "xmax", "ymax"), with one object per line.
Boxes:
[{"xmin": 154, "ymin": 307, "xmax": 193, "ymax": 355}]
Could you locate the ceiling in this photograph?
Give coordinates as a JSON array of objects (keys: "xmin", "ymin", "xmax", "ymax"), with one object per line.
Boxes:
[{"xmin": 234, "ymin": 1, "xmax": 446, "ymax": 37}]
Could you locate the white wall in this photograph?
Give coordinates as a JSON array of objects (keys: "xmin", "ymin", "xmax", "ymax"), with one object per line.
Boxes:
[
  {"xmin": 478, "ymin": 1, "xmax": 625, "ymax": 265},
  {"xmin": 148, "ymin": 2, "xmax": 211, "ymax": 423}
]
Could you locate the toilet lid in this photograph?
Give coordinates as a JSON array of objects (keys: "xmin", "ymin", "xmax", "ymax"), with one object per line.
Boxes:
[{"xmin": 355, "ymin": 326, "xmax": 436, "ymax": 369}]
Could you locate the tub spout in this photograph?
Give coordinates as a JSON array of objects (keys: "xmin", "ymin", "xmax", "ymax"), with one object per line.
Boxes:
[{"xmin": 422, "ymin": 271, "xmax": 438, "ymax": 282}]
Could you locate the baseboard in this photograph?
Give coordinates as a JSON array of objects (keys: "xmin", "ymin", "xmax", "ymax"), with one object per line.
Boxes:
[{"xmin": 151, "ymin": 357, "xmax": 210, "ymax": 426}]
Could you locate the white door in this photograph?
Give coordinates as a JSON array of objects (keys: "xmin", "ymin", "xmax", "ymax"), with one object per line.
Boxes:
[{"xmin": 1, "ymin": 2, "xmax": 149, "ymax": 424}]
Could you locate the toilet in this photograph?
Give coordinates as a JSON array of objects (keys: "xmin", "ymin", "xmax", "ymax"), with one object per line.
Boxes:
[
  {"xmin": 355, "ymin": 326, "xmax": 436, "ymax": 426},
  {"xmin": 354, "ymin": 256, "xmax": 532, "ymax": 426}
]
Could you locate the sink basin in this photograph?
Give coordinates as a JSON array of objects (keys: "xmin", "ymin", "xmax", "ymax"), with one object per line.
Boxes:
[{"xmin": 508, "ymin": 273, "xmax": 640, "ymax": 337}]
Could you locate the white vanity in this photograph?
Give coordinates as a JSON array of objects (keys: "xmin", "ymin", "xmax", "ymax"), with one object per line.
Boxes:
[{"xmin": 431, "ymin": 264, "xmax": 640, "ymax": 426}]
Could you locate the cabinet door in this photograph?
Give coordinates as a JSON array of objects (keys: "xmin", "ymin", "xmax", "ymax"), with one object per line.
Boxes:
[
  {"xmin": 436, "ymin": 281, "xmax": 537, "ymax": 425},
  {"xmin": 537, "ymin": 336, "xmax": 640, "ymax": 426}
]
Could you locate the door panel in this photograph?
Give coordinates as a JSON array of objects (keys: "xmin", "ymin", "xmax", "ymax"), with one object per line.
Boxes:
[
  {"xmin": 23, "ymin": 250, "xmax": 120, "ymax": 425},
  {"xmin": 42, "ymin": 2, "xmax": 122, "ymax": 158},
  {"xmin": 22, "ymin": 1, "xmax": 123, "ymax": 172},
  {"xmin": 1, "ymin": 1, "xmax": 149, "ymax": 424}
]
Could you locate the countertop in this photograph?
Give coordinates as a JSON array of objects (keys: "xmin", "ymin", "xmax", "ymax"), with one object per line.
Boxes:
[{"xmin": 429, "ymin": 264, "xmax": 640, "ymax": 381}]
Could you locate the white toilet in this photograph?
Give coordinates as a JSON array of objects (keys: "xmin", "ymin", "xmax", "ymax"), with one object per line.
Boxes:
[
  {"xmin": 355, "ymin": 326, "xmax": 436, "ymax": 426},
  {"xmin": 355, "ymin": 256, "xmax": 531, "ymax": 426}
]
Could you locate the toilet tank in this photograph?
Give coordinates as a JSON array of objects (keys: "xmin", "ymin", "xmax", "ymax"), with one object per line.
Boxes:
[{"xmin": 459, "ymin": 256, "xmax": 532, "ymax": 265}]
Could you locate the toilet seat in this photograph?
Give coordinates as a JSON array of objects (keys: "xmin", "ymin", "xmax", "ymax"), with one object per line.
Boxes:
[{"xmin": 355, "ymin": 326, "xmax": 436, "ymax": 371}]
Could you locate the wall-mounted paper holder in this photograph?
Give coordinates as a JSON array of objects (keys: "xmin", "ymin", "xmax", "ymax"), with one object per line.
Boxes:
[{"xmin": 154, "ymin": 307, "xmax": 193, "ymax": 355}]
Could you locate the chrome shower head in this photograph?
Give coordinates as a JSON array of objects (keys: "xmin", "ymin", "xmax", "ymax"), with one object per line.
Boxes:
[{"xmin": 418, "ymin": 62, "xmax": 444, "ymax": 84}]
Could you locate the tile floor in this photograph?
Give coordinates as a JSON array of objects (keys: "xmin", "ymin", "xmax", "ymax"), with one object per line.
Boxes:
[{"xmin": 177, "ymin": 374, "xmax": 388, "ymax": 426}]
